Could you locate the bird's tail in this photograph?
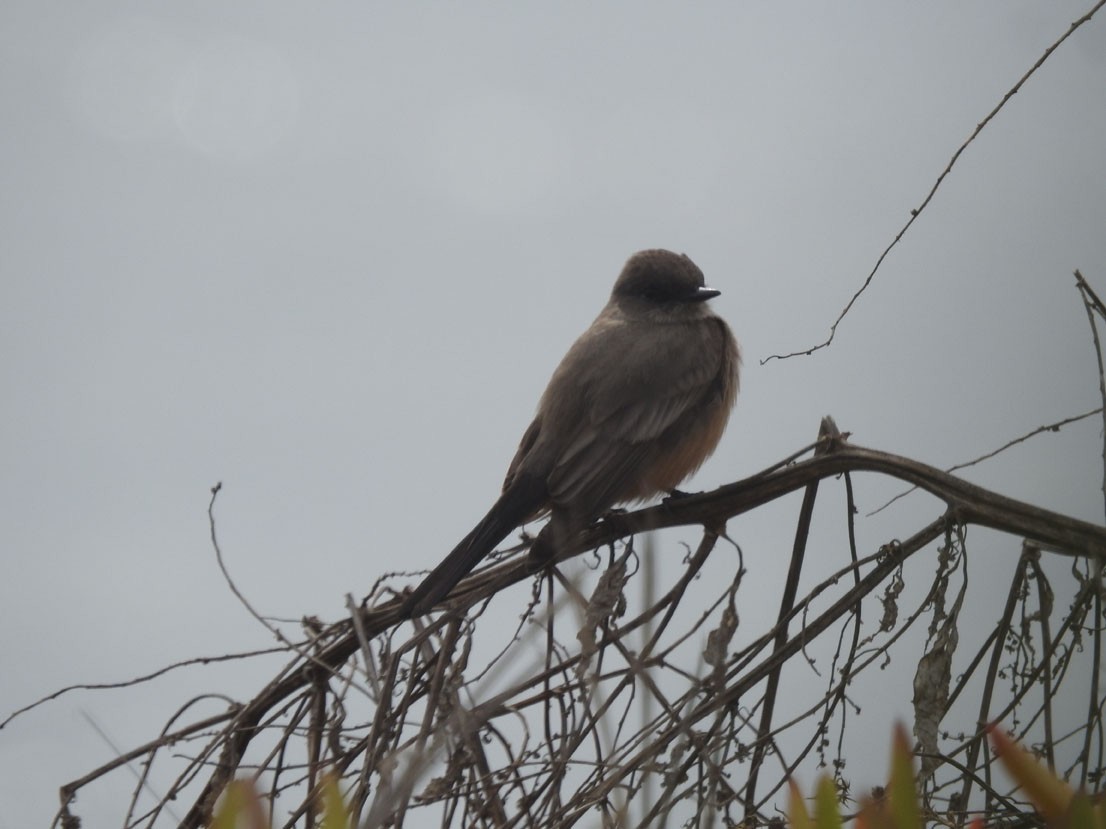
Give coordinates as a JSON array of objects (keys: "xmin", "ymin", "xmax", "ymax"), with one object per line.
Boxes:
[{"xmin": 400, "ymin": 476, "xmax": 546, "ymax": 617}]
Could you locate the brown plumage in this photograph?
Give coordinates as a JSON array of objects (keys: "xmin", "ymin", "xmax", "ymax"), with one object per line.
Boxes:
[{"xmin": 401, "ymin": 249, "xmax": 740, "ymax": 617}]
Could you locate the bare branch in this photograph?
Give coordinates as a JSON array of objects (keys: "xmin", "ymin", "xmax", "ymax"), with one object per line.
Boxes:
[
  {"xmin": 764, "ymin": 0, "xmax": 1106, "ymax": 363},
  {"xmin": 50, "ymin": 430, "xmax": 1106, "ymax": 828}
]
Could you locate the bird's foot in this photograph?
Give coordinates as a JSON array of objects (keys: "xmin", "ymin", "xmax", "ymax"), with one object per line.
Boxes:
[
  {"xmin": 599, "ymin": 508, "xmax": 631, "ymax": 536},
  {"xmin": 526, "ymin": 526, "xmax": 556, "ymax": 570},
  {"xmin": 662, "ymin": 488, "xmax": 695, "ymax": 503}
]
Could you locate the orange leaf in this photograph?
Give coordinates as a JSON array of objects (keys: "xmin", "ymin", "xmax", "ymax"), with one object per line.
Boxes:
[
  {"xmin": 788, "ymin": 778, "xmax": 812, "ymax": 829},
  {"xmin": 889, "ymin": 723, "xmax": 921, "ymax": 829},
  {"xmin": 989, "ymin": 724, "xmax": 1073, "ymax": 822}
]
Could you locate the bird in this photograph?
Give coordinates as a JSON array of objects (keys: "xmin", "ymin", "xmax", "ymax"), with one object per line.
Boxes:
[{"xmin": 400, "ymin": 249, "xmax": 740, "ymax": 617}]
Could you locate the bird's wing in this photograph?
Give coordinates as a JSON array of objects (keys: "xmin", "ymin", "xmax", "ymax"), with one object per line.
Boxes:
[
  {"xmin": 546, "ymin": 318, "xmax": 730, "ymax": 512},
  {"xmin": 587, "ymin": 320, "xmax": 726, "ymax": 441}
]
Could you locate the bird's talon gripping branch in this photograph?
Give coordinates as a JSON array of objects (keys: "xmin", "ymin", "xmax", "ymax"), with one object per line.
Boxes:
[{"xmin": 663, "ymin": 488, "xmax": 694, "ymax": 502}]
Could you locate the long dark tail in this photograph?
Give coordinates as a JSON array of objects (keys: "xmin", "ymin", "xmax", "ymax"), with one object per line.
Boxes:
[{"xmin": 400, "ymin": 476, "xmax": 546, "ymax": 617}]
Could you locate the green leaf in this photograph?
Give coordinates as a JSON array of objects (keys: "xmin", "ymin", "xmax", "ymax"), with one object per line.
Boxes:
[
  {"xmin": 210, "ymin": 779, "xmax": 268, "ymax": 829},
  {"xmin": 1065, "ymin": 792, "xmax": 1104, "ymax": 829},
  {"xmin": 814, "ymin": 775, "xmax": 843, "ymax": 829},
  {"xmin": 319, "ymin": 774, "xmax": 350, "ymax": 829}
]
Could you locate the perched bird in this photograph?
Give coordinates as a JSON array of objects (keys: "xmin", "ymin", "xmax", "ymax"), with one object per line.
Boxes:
[{"xmin": 401, "ymin": 249, "xmax": 740, "ymax": 617}]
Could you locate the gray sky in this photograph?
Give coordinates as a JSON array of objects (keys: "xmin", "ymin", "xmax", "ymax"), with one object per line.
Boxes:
[{"xmin": 2, "ymin": 3, "xmax": 1105, "ymax": 826}]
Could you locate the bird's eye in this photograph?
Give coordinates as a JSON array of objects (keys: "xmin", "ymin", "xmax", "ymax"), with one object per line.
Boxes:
[{"xmin": 637, "ymin": 286, "xmax": 673, "ymax": 303}]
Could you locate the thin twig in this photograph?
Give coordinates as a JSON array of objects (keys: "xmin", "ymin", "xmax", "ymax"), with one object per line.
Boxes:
[
  {"xmin": 764, "ymin": 0, "xmax": 1106, "ymax": 362},
  {"xmin": 1075, "ymin": 270, "xmax": 1106, "ymax": 520},
  {"xmin": 868, "ymin": 407, "xmax": 1104, "ymax": 517}
]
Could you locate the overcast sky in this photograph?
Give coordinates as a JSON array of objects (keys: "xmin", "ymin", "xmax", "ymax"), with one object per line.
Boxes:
[{"xmin": 2, "ymin": 3, "xmax": 1105, "ymax": 826}]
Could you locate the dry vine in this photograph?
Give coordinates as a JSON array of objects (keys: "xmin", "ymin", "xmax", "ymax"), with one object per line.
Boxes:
[{"xmin": 36, "ymin": 418, "xmax": 1106, "ymax": 828}]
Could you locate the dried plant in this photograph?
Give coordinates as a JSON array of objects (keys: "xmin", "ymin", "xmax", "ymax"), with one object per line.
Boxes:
[{"xmin": 7, "ymin": 5, "xmax": 1106, "ymax": 828}]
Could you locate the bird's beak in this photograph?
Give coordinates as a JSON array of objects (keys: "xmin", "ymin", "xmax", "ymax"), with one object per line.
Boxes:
[{"xmin": 688, "ymin": 287, "xmax": 721, "ymax": 302}]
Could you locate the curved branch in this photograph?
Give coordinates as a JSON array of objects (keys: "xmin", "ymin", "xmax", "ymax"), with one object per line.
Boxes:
[{"xmin": 161, "ymin": 437, "xmax": 1104, "ymax": 827}]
